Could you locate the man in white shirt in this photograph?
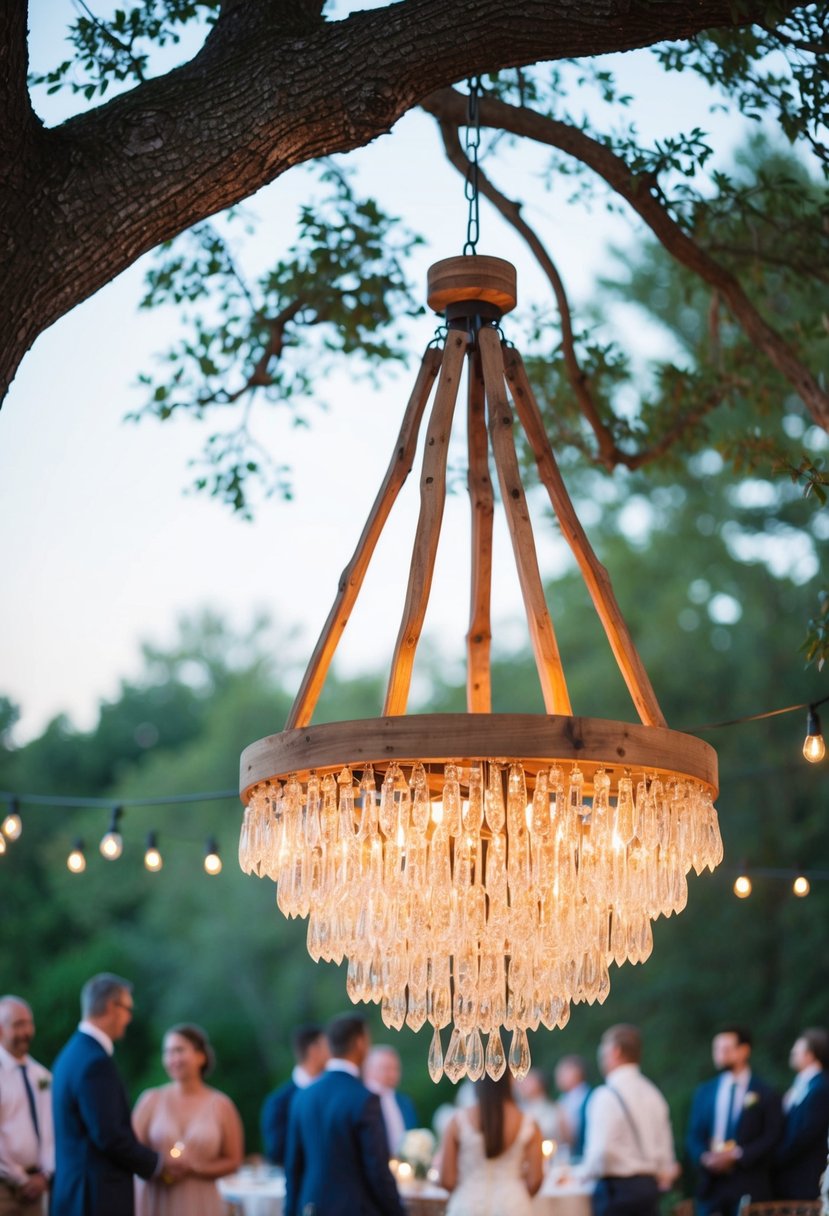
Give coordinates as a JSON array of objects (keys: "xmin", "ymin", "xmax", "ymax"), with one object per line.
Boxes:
[
  {"xmin": 364, "ymin": 1045, "xmax": 417, "ymax": 1155},
  {"xmin": 0, "ymin": 996, "xmax": 54, "ymax": 1215},
  {"xmin": 581, "ymin": 1023, "xmax": 678, "ymax": 1216}
]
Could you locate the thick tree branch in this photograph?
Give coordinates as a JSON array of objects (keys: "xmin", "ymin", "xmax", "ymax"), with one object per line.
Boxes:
[
  {"xmin": 0, "ymin": 0, "xmax": 798, "ymax": 401},
  {"xmin": 422, "ymin": 86, "xmax": 829, "ymax": 432}
]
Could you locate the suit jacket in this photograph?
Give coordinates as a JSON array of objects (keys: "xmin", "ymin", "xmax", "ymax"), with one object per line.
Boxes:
[
  {"xmin": 260, "ymin": 1078, "xmax": 298, "ymax": 1164},
  {"xmin": 773, "ymin": 1072, "xmax": 829, "ymax": 1199},
  {"xmin": 687, "ymin": 1072, "xmax": 783, "ymax": 1209},
  {"xmin": 51, "ymin": 1030, "xmax": 158, "ymax": 1216},
  {"xmin": 284, "ymin": 1068, "xmax": 405, "ymax": 1216},
  {"xmin": 395, "ymin": 1090, "xmax": 418, "ymax": 1133}
]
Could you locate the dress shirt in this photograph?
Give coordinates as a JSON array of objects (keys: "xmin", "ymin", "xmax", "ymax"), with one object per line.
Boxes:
[
  {"xmin": 0, "ymin": 1044, "xmax": 55, "ymax": 1187},
  {"xmin": 325, "ymin": 1058, "xmax": 361, "ymax": 1078},
  {"xmin": 77, "ymin": 1020, "xmax": 114, "ymax": 1056},
  {"xmin": 292, "ymin": 1064, "xmax": 316, "ymax": 1089},
  {"xmin": 367, "ymin": 1085, "xmax": 406, "ymax": 1155},
  {"xmin": 783, "ymin": 1064, "xmax": 821, "ymax": 1112},
  {"xmin": 713, "ymin": 1068, "xmax": 751, "ymax": 1144},
  {"xmin": 581, "ymin": 1063, "xmax": 676, "ymax": 1181}
]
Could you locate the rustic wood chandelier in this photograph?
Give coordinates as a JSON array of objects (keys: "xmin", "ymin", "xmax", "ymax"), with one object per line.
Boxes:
[{"xmin": 238, "ymin": 253, "xmax": 721, "ymax": 1083}]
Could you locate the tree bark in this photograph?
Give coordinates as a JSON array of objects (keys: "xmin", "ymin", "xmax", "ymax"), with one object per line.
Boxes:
[{"xmin": 0, "ymin": 0, "xmax": 797, "ymax": 402}]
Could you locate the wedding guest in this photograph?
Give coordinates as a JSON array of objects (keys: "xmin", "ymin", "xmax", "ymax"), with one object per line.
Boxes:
[
  {"xmin": 438, "ymin": 1072, "xmax": 543, "ymax": 1216},
  {"xmin": 260, "ymin": 1024, "xmax": 328, "ymax": 1165},
  {"xmin": 0, "ymin": 996, "xmax": 54, "ymax": 1214},
  {"xmin": 133, "ymin": 1022, "xmax": 244, "ymax": 1216},
  {"xmin": 581, "ymin": 1024, "xmax": 678, "ymax": 1216},
  {"xmin": 515, "ymin": 1068, "xmax": 565, "ymax": 1144},
  {"xmin": 773, "ymin": 1027, "xmax": 829, "ymax": 1199},
  {"xmin": 52, "ymin": 974, "xmax": 183, "ymax": 1216},
  {"xmin": 555, "ymin": 1054, "xmax": 591, "ymax": 1158},
  {"xmin": 364, "ymin": 1045, "xmax": 417, "ymax": 1155},
  {"xmin": 284, "ymin": 1013, "xmax": 404, "ymax": 1216},
  {"xmin": 687, "ymin": 1025, "xmax": 783, "ymax": 1216}
]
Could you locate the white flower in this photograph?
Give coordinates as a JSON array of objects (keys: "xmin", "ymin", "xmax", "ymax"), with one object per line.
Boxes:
[{"xmin": 400, "ymin": 1128, "xmax": 436, "ymax": 1170}]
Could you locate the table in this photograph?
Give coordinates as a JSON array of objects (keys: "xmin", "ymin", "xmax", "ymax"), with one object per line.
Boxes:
[
  {"xmin": 218, "ymin": 1169, "xmax": 284, "ymax": 1216},
  {"xmin": 533, "ymin": 1172, "xmax": 593, "ymax": 1216}
]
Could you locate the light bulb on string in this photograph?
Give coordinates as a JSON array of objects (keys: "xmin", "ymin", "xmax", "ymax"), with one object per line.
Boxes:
[
  {"xmin": 803, "ymin": 706, "xmax": 825, "ymax": 764},
  {"xmin": 792, "ymin": 874, "xmax": 810, "ymax": 897},
  {"xmin": 2, "ymin": 798, "xmax": 22, "ymax": 841},
  {"xmin": 733, "ymin": 872, "xmax": 752, "ymax": 899},
  {"xmin": 204, "ymin": 837, "xmax": 222, "ymax": 876},
  {"xmin": 99, "ymin": 807, "xmax": 124, "ymax": 860},
  {"xmin": 144, "ymin": 831, "xmax": 163, "ymax": 872},
  {"xmin": 67, "ymin": 839, "xmax": 86, "ymax": 873}
]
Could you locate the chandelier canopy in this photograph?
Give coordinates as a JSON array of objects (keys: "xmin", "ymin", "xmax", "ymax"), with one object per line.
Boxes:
[{"xmin": 239, "ymin": 256, "xmax": 721, "ymax": 1083}]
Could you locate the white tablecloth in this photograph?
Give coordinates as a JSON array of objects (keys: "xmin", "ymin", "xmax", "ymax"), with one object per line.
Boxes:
[
  {"xmin": 533, "ymin": 1172, "xmax": 593, "ymax": 1216},
  {"xmin": 218, "ymin": 1170, "xmax": 284, "ymax": 1216}
]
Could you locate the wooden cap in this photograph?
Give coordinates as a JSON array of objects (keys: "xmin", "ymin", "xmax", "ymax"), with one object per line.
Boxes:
[{"xmin": 427, "ymin": 256, "xmax": 517, "ymax": 315}]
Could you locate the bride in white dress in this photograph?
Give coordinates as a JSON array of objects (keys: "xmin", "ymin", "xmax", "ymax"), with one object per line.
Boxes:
[{"xmin": 438, "ymin": 1072, "xmax": 543, "ymax": 1216}]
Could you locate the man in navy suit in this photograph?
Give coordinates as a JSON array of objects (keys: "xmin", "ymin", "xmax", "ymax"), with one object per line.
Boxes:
[
  {"xmin": 773, "ymin": 1027, "xmax": 829, "ymax": 1199},
  {"xmin": 364, "ymin": 1046, "xmax": 418, "ymax": 1156},
  {"xmin": 284, "ymin": 1013, "xmax": 405, "ymax": 1216},
  {"xmin": 687, "ymin": 1025, "xmax": 783, "ymax": 1216},
  {"xmin": 260, "ymin": 1023, "xmax": 328, "ymax": 1164},
  {"xmin": 51, "ymin": 973, "xmax": 183, "ymax": 1216}
]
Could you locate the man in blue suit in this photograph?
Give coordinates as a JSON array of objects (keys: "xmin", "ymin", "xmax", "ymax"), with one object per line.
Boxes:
[
  {"xmin": 364, "ymin": 1046, "xmax": 418, "ymax": 1156},
  {"xmin": 284, "ymin": 1013, "xmax": 405, "ymax": 1216},
  {"xmin": 51, "ymin": 973, "xmax": 182, "ymax": 1216},
  {"xmin": 773, "ymin": 1027, "xmax": 829, "ymax": 1199},
  {"xmin": 687, "ymin": 1025, "xmax": 783, "ymax": 1216},
  {"xmin": 261, "ymin": 1023, "xmax": 328, "ymax": 1164}
]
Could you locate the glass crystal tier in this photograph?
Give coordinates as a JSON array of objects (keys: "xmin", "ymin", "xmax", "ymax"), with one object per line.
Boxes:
[{"xmin": 239, "ymin": 759, "xmax": 721, "ymax": 1081}]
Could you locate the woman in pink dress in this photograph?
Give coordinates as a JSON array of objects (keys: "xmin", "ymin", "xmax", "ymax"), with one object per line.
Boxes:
[{"xmin": 133, "ymin": 1023, "xmax": 244, "ymax": 1216}]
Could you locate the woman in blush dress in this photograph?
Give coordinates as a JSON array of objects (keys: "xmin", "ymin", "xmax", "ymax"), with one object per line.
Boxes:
[
  {"xmin": 133, "ymin": 1023, "xmax": 244, "ymax": 1216},
  {"xmin": 438, "ymin": 1072, "xmax": 543, "ymax": 1216}
]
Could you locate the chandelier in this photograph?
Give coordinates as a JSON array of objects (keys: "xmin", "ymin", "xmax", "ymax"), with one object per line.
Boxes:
[{"xmin": 238, "ymin": 252, "xmax": 722, "ymax": 1084}]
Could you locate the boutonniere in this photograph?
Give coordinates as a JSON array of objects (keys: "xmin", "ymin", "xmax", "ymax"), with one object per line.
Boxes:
[
  {"xmin": 37, "ymin": 1077, "xmax": 50, "ymax": 1091},
  {"xmin": 743, "ymin": 1091, "xmax": 759, "ymax": 1108}
]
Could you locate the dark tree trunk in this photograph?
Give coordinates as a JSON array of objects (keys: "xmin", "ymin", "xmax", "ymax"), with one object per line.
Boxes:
[{"xmin": 0, "ymin": 0, "xmax": 797, "ymax": 402}]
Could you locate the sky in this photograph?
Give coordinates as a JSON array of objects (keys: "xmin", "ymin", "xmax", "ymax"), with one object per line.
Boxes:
[{"xmin": 1, "ymin": 5, "xmax": 763, "ymax": 744}]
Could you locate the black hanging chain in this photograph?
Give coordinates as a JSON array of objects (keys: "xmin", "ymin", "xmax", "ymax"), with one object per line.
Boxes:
[{"xmin": 463, "ymin": 76, "xmax": 482, "ymax": 255}]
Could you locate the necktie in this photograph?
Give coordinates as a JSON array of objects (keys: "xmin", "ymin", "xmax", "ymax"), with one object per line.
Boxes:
[
  {"xmin": 725, "ymin": 1079, "xmax": 739, "ymax": 1141},
  {"xmin": 19, "ymin": 1063, "xmax": 40, "ymax": 1141}
]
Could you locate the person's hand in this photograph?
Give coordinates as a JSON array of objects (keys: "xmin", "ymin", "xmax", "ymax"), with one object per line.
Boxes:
[
  {"xmin": 701, "ymin": 1148, "xmax": 738, "ymax": 1174},
  {"xmin": 18, "ymin": 1171, "xmax": 49, "ymax": 1201},
  {"xmin": 162, "ymin": 1153, "xmax": 189, "ymax": 1183}
]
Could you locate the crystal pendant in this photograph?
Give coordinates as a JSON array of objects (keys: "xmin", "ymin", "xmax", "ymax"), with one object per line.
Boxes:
[
  {"xmin": 428, "ymin": 1026, "xmax": 444, "ymax": 1083},
  {"xmin": 485, "ymin": 1028, "xmax": 506, "ymax": 1080},
  {"xmin": 508, "ymin": 1027, "xmax": 531, "ymax": 1080},
  {"xmin": 466, "ymin": 1028, "xmax": 485, "ymax": 1081}
]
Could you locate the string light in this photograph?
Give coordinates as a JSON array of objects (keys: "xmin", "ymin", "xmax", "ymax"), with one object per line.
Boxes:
[
  {"xmin": 67, "ymin": 839, "xmax": 86, "ymax": 873},
  {"xmin": 733, "ymin": 872, "xmax": 752, "ymax": 899},
  {"xmin": 2, "ymin": 798, "xmax": 22, "ymax": 841},
  {"xmin": 144, "ymin": 831, "xmax": 163, "ymax": 872},
  {"xmin": 793, "ymin": 874, "xmax": 810, "ymax": 897},
  {"xmin": 99, "ymin": 807, "xmax": 124, "ymax": 860},
  {"xmin": 204, "ymin": 837, "xmax": 222, "ymax": 876},
  {"xmin": 803, "ymin": 706, "xmax": 826, "ymax": 764}
]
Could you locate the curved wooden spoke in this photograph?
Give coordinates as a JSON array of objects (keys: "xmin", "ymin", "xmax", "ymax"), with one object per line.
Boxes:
[
  {"xmin": 287, "ymin": 346, "xmax": 442, "ymax": 729},
  {"xmin": 479, "ymin": 327, "xmax": 572, "ymax": 716},
  {"xmin": 466, "ymin": 350, "xmax": 493, "ymax": 712},
  {"xmin": 503, "ymin": 346, "xmax": 666, "ymax": 728},
  {"xmin": 384, "ymin": 333, "xmax": 469, "ymax": 716}
]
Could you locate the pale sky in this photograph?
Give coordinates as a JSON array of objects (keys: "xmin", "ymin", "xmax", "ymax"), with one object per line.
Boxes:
[{"xmin": 1, "ymin": 7, "xmax": 759, "ymax": 742}]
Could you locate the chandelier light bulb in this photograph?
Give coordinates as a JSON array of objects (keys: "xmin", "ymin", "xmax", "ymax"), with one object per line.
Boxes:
[
  {"xmin": 792, "ymin": 874, "xmax": 810, "ymax": 897},
  {"xmin": 100, "ymin": 807, "xmax": 124, "ymax": 860},
  {"xmin": 803, "ymin": 707, "xmax": 825, "ymax": 763},
  {"xmin": 733, "ymin": 873, "xmax": 752, "ymax": 899},
  {"xmin": 67, "ymin": 840, "xmax": 86, "ymax": 873},
  {"xmin": 2, "ymin": 801, "xmax": 22, "ymax": 840},
  {"xmin": 144, "ymin": 832, "xmax": 163, "ymax": 872},
  {"xmin": 204, "ymin": 837, "xmax": 222, "ymax": 876}
]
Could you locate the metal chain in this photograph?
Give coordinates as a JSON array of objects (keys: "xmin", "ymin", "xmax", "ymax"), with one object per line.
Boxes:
[{"xmin": 463, "ymin": 76, "xmax": 481, "ymax": 255}]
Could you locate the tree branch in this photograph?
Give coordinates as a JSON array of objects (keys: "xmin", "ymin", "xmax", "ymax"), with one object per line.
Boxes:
[{"xmin": 422, "ymin": 86, "xmax": 829, "ymax": 432}]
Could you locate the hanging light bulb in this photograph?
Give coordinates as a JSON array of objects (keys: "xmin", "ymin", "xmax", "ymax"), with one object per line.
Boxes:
[
  {"xmin": 204, "ymin": 837, "xmax": 222, "ymax": 875},
  {"xmin": 792, "ymin": 874, "xmax": 810, "ymax": 897},
  {"xmin": 144, "ymin": 831, "xmax": 163, "ymax": 872},
  {"xmin": 99, "ymin": 807, "xmax": 124, "ymax": 860},
  {"xmin": 67, "ymin": 839, "xmax": 86, "ymax": 873},
  {"xmin": 803, "ymin": 706, "xmax": 825, "ymax": 763},
  {"xmin": 2, "ymin": 799, "xmax": 22, "ymax": 841},
  {"xmin": 733, "ymin": 872, "xmax": 752, "ymax": 899}
]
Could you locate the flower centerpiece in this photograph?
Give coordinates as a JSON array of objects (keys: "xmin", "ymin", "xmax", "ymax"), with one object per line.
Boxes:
[{"xmin": 398, "ymin": 1128, "xmax": 436, "ymax": 1182}]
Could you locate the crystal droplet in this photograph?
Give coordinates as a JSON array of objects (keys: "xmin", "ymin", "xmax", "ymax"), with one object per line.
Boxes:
[
  {"xmin": 428, "ymin": 1026, "xmax": 444, "ymax": 1083},
  {"xmin": 485, "ymin": 1028, "xmax": 507, "ymax": 1080},
  {"xmin": 466, "ymin": 1028, "xmax": 485, "ymax": 1081},
  {"xmin": 485, "ymin": 763, "xmax": 505, "ymax": 833},
  {"xmin": 444, "ymin": 1026, "xmax": 468, "ymax": 1084},
  {"xmin": 508, "ymin": 1026, "xmax": 531, "ymax": 1080}
]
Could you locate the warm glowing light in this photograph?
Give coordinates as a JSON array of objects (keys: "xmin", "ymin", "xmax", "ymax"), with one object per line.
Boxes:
[
  {"xmin": 0, "ymin": 834, "xmax": 6, "ymax": 856},
  {"xmin": 204, "ymin": 838, "xmax": 222, "ymax": 875},
  {"xmin": 793, "ymin": 874, "xmax": 810, "ymax": 897},
  {"xmin": 67, "ymin": 842, "xmax": 86, "ymax": 873},
  {"xmin": 144, "ymin": 848, "xmax": 163, "ymax": 872},
  {"xmin": 803, "ymin": 708, "xmax": 825, "ymax": 763},
  {"xmin": 396, "ymin": 1162, "xmax": 412, "ymax": 1181},
  {"xmin": 542, "ymin": 1139, "xmax": 556, "ymax": 1159},
  {"xmin": 2, "ymin": 812, "xmax": 22, "ymax": 840},
  {"xmin": 734, "ymin": 874, "xmax": 752, "ymax": 898},
  {"xmin": 169, "ymin": 1142, "xmax": 185, "ymax": 1159},
  {"xmin": 100, "ymin": 831, "xmax": 123, "ymax": 860}
]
